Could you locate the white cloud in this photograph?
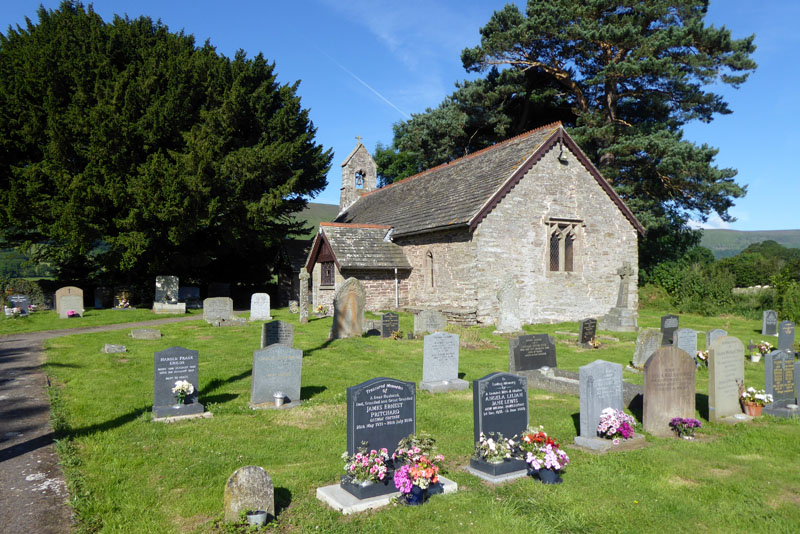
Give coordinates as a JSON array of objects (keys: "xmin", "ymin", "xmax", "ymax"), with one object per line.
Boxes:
[{"xmin": 687, "ymin": 214, "xmax": 731, "ymax": 230}]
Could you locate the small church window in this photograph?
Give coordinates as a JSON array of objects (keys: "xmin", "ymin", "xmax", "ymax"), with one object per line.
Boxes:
[
  {"xmin": 547, "ymin": 220, "xmax": 581, "ymax": 272},
  {"xmin": 355, "ymin": 170, "xmax": 365, "ymax": 189},
  {"xmin": 321, "ymin": 262, "xmax": 335, "ymax": 286}
]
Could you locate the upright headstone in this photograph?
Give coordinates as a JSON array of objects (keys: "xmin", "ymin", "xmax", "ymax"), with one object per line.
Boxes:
[
  {"xmin": 203, "ymin": 297, "xmax": 234, "ymax": 323},
  {"xmin": 420, "ymin": 332, "xmax": 468, "ymax": 393},
  {"xmin": 473, "ymin": 372, "xmax": 528, "ymax": 443},
  {"xmin": 249, "ymin": 293, "xmax": 272, "ymax": 321},
  {"xmin": 660, "ymin": 314, "xmax": 679, "ymax": 345},
  {"xmin": 643, "ymin": 347, "xmax": 696, "ymax": 437},
  {"xmin": 261, "ymin": 321, "xmax": 294, "ymax": 349},
  {"xmin": 413, "ymin": 309, "xmax": 447, "ymax": 335},
  {"xmin": 495, "ymin": 276, "xmax": 522, "ymax": 333},
  {"xmin": 250, "ymin": 345, "xmax": 303, "ymax": 407},
  {"xmin": 223, "ymin": 466, "xmax": 274, "ymax": 523},
  {"xmin": 673, "ymin": 328, "xmax": 698, "ymax": 360},
  {"xmin": 55, "ymin": 286, "xmax": 83, "ymax": 314},
  {"xmin": 599, "ymin": 262, "xmax": 638, "ymax": 332},
  {"xmin": 155, "ymin": 276, "xmax": 179, "ymax": 303},
  {"xmin": 706, "ymin": 329, "xmax": 727, "ymax": 351},
  {"xmin": 114, "ymin": 287, "xmax": 132, "ymax": 308},
  {"xmin": 381, "ymin": 312, "xmax": 399, "ymax": 338},
  {"xmin": 632, "ymin": 328, "xmax": 662, "ymax": 368},
  {"xmin": 508, "ymin": 334, "xmax": 556, "ymax": 372},
  {"xmin": 8, "ymin": 295, "xmax": 29, "ymax": 315},
  {"xmin": 329, "ymin": 278, "xmax": 366, "ymax": 339},
  {"xmin": 346, "ymin": 377, "xmax": 415, "ymax": 455},
  {"xmin": 179, "ymin": 286, "xmax": 202, "ymax": 309},
  {"xmin": 578, "ymin": 318, "xmax": 598, "ymax": 346},
  {"xmin": 764, "ymin": 350, "xmax": 796, "ymax": 417},
  {"xmin": 93, "ymin": 287, "xmax": 112, "ymax": 309},
  {"xmin": 153, "ymin": 347, "xmax": 204, "ymax": 418},
  {"xmin": 298, "ymin": 268, "xmax": 310, "ymax": 324},
  {"xmin": 762, "ymin": 310, "xmax": 778, "ymax": 336},
  {"xmin": 575, "ymin": 360, "xmax": 623, "ymax": 443},
  {"xmin": 59, "ymin": 295, "xmax": 84, "ymax": 318},
  {"xmin": 778, "ymin": 321, "xmax": 795, "ymax": 351},
  {"xmin": 708, "ymin": 336, "xmax": 745, "ymax": 422}
]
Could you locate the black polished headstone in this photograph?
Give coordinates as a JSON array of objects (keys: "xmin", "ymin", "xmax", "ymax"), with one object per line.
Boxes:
[
  {"xmin": 346, "ymin": 377, "xmax": 415, "ymax": 455},
  {"xmin": 508, "ymin": 334, "xmax": 556, "ymax": 372},
  {"xmin": 778, "ymin": 321, "xmax": 795, "ymax": 351},
  {"xmin": 8, "ymin": 295, "xmax": 29, "ymax": 315},
  {"xmin": 579, "ymin": 318, "xmax": 598, "ymax": 345},
  {"xmin": 473, "ymin": 372, "xmax": 528, "ymax": 443},
  {"xmin": 153, "ymin": 347, "xmax": 203, "ymax": 418},
  {"xmin": 660, "ymin": 314, "xmax": 679, "ymax": 345},
  {"xmin": 381, "ymin": 312, "xmax": 399, "ymax": 338}
]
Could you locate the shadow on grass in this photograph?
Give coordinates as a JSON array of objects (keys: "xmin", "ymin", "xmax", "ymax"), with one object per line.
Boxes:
[
  {"xmin": 696, "ymin": 392, "xmax": 709, "ymax": 421},
  {"xmin": 305, "ymin": 338, "xmax": 333, "ymax": 357},
  {"xmin": 203, "ymin": 369, "xmax": 252, "ymax": 395},
  {"xmin": 202, "ymin": 393, "xmax": 238, "ymax": 405},
  {"xmin": 301, "ymin": 385, "xmax": 326, "ymax": 401},
  {"xmin": 71, "ymin": 406, "xmax": 150, "ymax": 439},
  {"xmin": 458, "ymin": 372, "xmax": 466, "ymax": 380},
  {"xmin": 42, "ymin": 362, "xmax": 82, "ymax": 369},
  {"xmin": 275, "ymin": 487, "xmax": 292, "ymax": 516},
  {"xmin": 571, "ymin": 412, "xmax": 580, "ymax": 435}
]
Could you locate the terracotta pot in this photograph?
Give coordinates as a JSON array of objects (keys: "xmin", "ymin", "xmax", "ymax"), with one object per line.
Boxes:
[{"xmin": 743, "ymin": 402, "xmax": 763, "ymax": 416}]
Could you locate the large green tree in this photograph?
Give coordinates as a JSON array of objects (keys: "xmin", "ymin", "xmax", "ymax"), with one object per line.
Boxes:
[
  {"xmin": 379, "ymin": 1, "xmax": 756, "ymax": 269},
  {"xmin": 0, "ymin": 1, "xmax": 331, "ymax": 284}
]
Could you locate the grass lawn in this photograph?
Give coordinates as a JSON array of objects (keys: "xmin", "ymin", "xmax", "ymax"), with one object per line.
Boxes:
[
  {"xmin": 0, "ymin": 308, "xmax": 202, "ymax": 335},
  {"xmin": 43, "ymin": 307, "xmax": 800, "ymax": 533}
]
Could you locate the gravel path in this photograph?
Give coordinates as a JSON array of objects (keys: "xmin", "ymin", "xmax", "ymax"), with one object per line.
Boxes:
[{"xmin": 0, "ymin": 315, "xmax": 200, "ymax": 534}]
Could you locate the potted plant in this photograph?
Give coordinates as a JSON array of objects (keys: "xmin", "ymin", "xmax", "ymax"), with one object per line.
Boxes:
[
  {"xmin": 751, "ymin": 341, "xmax": 773, "ymax": 363},
  {"xmin": 470, "ymin": 432, "xmax": 525, "ymax": 476},
  {"xmin": 171, "ymin": 380, "xmax": 194, "ymax": 405},
  {"xmin": 740, "ymin": 386, "xmax": 773, "ymax": 416},
  {"xmin": 669, "ymin": 417, "xmax": 702, "ymax": 439},
  {"xmin": 393, "ymin": 433, "xmax": 444, "ymax": 505},
  {"xmin": 518, "ymin": 426, "xmax": 569, "ymax": 484},
  {"xmin": 695, "ymin": 350, "xmax": 708, "ymax": 367},
  {"xmin": 340, "ymin": 443, "xmax": 392, "ymax": 499},
  {"xmin": 597, "ymin": 407, "xmax": 637, "ymax": 445}
]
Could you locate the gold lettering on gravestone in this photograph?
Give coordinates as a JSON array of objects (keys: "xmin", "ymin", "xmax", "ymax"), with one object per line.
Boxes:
[{"xmin": 773, "ymin": 361, "xmax": 795, "ymax": 395}]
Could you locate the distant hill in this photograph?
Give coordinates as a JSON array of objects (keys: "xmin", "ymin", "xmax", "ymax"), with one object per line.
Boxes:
[
  {"xmin": 293, "ymin": 202, "xmax": 339, "ymax": 238},
  {"xmin": 700, "ymin": 229, "xmax": 800, "ymax": 258}
]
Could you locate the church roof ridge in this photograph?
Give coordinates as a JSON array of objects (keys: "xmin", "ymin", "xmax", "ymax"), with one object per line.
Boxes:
[{"xmin": 320, "ymin": 222, "xmax": 392, "ymax": 229}]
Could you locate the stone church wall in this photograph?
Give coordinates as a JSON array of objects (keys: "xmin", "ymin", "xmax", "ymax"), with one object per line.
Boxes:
[
  {"xmin": 341, "ymin": 269, "xmax": 410, "ymax": 311},
  {"xmin": 473, "ymin": 144, "xmax": 638, "ymax": 325}
]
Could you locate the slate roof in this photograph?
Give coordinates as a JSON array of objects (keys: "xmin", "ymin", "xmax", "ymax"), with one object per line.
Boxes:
[
  {"xmin": 335, "ymin": 122, "xmax": 644, "ymax": 236},
  {"xmin": 317, "ymin": 223, "xmax": 411, "ymax": 270}
]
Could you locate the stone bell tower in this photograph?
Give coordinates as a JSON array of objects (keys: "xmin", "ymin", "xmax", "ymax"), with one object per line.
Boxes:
[{"xmin": 339, "ymin": 135, "xmax": 377, "ymax": 213}]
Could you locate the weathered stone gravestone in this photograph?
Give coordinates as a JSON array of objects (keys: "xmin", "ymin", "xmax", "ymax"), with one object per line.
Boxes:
[
  {"xmin": 250, "ymin": 345, "xmax": 302, "ymax": 408},
  {"xmin": 59, "ymin": 295, "xmax": 84, "ymax": 318},
  {"xmin": 764, "ymin": 350, "xmax": 797, "ymax": 418},
  {"xmin": 203, "ymin": 297, "xmax": 242, "ymax": 326},
  {"xmin": 223, "ymin": 466, "xmax": 274, "ymax": 522},
  {"xmin": 631, "ymin": 328, "xmax": 662, "ymax": 368},
  {"xmin": 249, "ymin": 293, "xmax": 272, "ymax": 322},
  {"xmin": 574, "ymin": 360, "xmax": 623, "ymax": 449},
  {"xmin": 508, "ymin": 334, "xmax": 556, "ymax": 372},
  {"xmin": 599, "ymin": 262, "xmax": 638, "ymax": 332},
  {"xmin": 261, "ymin": 321, "xmax": 294, "ymax": 349},
  {"xmin": 643, "ymin": 347, "xmax": 696, "ymax": 437},
  {"xmin": 288, "ymin": 300, "xmax": 299, "ymax": 314},
  {"xmin": 130, "ymin": 328, "xmax": 161, "ymax": 340},
  {"xmin": 706, "ymin": 329, "xmax": 727, "ymax": 351},
  {"xmin": 153, "ymin": 347, "xmax": 204, "ymax": 419},
  {"xmin": 380, "ymin": 312, "xmax": 399, "ymax": 338},
  {"xmin": 329, "ymin": 278, "xmax": 366, "ymax": 339},
  {"xmin": 708, "ymin": 336, "xmax": 745, "ymax": 422},
  {"xmin": 346, "ymin": 377, "xmax": 415, "ymax": 455},
  {"xmin": 413, "ymin": 309, "xmax": 447, "ymax": 335},
  {"xmin": 8, "ymin": 295, "xmax": 29, "ymax": 315},
  {"xmin": 420, "ymin": 332, "xmax": 468, "ymax": 393},
  {"xmin": 155, "ymin": 276, "xmax": 179, "ymax": 303},
  {"xmin": 579, "ymin": 318, "xmax": 598, "ymax": 346},
  {"xmin": 298, "ymin": 268, "xmax": 310, "ymax": 324},
  {"xmin": 93, "ymin": 287, "xmax": 112, "ymax": 309},
  {"xmin": 102, "ymin": 344, "xmax": 127, "ymax": 354},
  {"xmin": 673, "ymin": 328, "xmax": 698, "ymax": 360},
  {"xmin": 55, "ymin": 286, "xmax": 83, "ymax": 314},
  {"xmin": 778, "ymin": 321, "xmax": 795, "ymax": 351},
  {"xmin": 762, "ymin": 310, "xmax": 778, "ymax": 336},
  {"xmin": 495, "ymin": 277, "xmax": 522, "ymax": 333},
  {"xmin": 660, "ymin": 314, "xmax": 679, "ymax": 346}
]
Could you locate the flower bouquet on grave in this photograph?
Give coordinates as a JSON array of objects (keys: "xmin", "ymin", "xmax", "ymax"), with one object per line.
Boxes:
[
  {"xmin": 393, "ymin": 454, "xmax": 442, "ymax": 505},
  {"xmin": 695, "ymin": 350, "xmax": 708, "ymax": 367},
  {"xmin": 669, "ymin": 417, "xmax": 702, "ymax": 439},
  {"xmin": 518, "ymin": 426, "xmax": 569, "ymax": 483},
  {"xmin": 597, "ymin": 407, "xmax": 636, "ymax": 444},
  {"xmin": 171, "ymin": 380, "xmax": 194, "ymax": 405},
  {"xmin": 473, "ymin": 432, "xmax": 515, "ymax": 464},
  {"xmin": 740, "ymin": 385, "xmax": 772, "ymax": 416},
  {"xmin": 341, "ymin": 443, "xmax": 391, "ymax": 486},
  {"xmin": 66, "ymin": 309, "xmax": 78, "ymax": 318}
]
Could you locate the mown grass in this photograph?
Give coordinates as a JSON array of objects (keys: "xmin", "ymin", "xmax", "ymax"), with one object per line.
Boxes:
[
  {"xmin": 0, "ymin": 308, "xmax": 202, "ymax": 335},
  {"xmin": 42, "ymin": 307, "xmax": 800, "ymax": 533}
]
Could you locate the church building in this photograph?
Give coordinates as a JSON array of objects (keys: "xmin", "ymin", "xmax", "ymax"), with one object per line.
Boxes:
[{"xmin": 305, "ymin": 122, "xmax": 644, "ymax": 327}]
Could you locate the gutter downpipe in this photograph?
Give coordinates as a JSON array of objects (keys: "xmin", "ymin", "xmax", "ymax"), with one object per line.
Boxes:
[{"xmin": 394, "ymin": 268, "xmax": 399, "ymax": 309}]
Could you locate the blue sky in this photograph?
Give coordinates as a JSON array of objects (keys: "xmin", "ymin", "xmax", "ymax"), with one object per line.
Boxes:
[{"xmin": 3, "ymin": 1, "xmax": 797, "ymax": 231}]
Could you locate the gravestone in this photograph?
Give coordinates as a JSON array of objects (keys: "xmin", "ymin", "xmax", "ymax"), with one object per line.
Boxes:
[
  {"xmin": 179, "ymin": 286, "xmax": 202, "ymax": 309},
  {"xmin": 223, "ymin": 466, "xmax": 274, "ymax": 523},
  {"xmin": 579, "ymin": 318, "xmax": 598, "ymax": 346},
  {"xmin": 250, "ymin": 345, "xmax": 303, "ymax": 407},
  {"xmin": 250, "ymin": 293, "xmax": 272, "ymax": 321},
  {"xmin": 93, "ymin": 287, "xmax": 112, "ymax": 309},
  {"xmin": 298, "ymin": 268, "xmax": 310, "ymax": 324},
  {"xmin": 778, "ymin": 321, "xmax": 795, "ymax": 351},
  {"xmin": 203, "ymin": 297, "xmax": 234, "ymax": 323},
  {"xmin": 329, "ymin": 278, "xmax": 366, "ymax": 339},
  {"xmin": 288, "ymin": 300, "xmax": 299, "ymax": 314},
  {"xmin": 413, "ymin": 309, "xmax": 447, "ymax": 335},
  {"xmin": 472, "ymin": 372, "xmax": 528, "ymax": 443},
  {"xmin": 660, "ymin": 314, "xmax": 679, "ymax": 345},
  {"xmin": 762, "ymin": 310, "xmax": 778, "ymax": 336},
  {"xmin": 508, "ymin": 334, "xmax": 556, "ymax": 372},
  {"xmin": 673, "ymin": 328, "xmax": 698, "ymax": 360},
  {"xmin": 598, "ymin": 262, "xmax": 638, "ymax": 332},
  {"xmin": 574, "ymin": 360, "xmax": 623, "ymax": 446},
  {"xmin": 764, "ymin": 350, "xmax": 797, "ymax": 417},
  {"xmin": 59, "ymin": 295, "xmax": 84, "ymax": 318},
  {"xmin": 155, "ymin": 276, "xmax": 179, "ymax": 303},
  {"xmin": 381, "ymin": 312, "xmax": 399, "ymax": 338},
  {"xmin": 208, "ymin": 282, "xmax": 231, "ymax": 298},
  {"xmin": 346, "ymin": 377, "xmax": 415, "ymax": 455},
  {"xmin": 130, "ymin": 328, "xmax": 161, "ymax": 340},
  {"xmin": 420, "ymin": 332, "xmax": 468, "ymax": 393},
  {"xmin": 113, "ymin": 288, "xmax": 132, "ymax": 308},
  {"xmin": 708, "ymin": 336, "xmax": 745, "ymax": 422},
  {"xmin": 631, "ymin": 328, "xmax": 662, "ymax": 368},
  {"xmin": 55, "ymin": 286, "xmax": 83, "ymax": 314},
  {"xmin": 8, "ymin": 295, "xmax": 29, "ymax": 315},
  {"xmin": 102, "ymin": 344, "xmax": 127, "ymax": 354},
  {"xmin": 643, "ymin": 347, "xmax": 696, "ymax": 437},
  {"xmin": 706, "ymin": 329, "xmax": 727, "ymax": 351},
  {"xmin": 152, "ymin": 347, "xmax": 204, "ymax": 418},
  {"xmin": 261, "ymin": 321, "xmax": 294, "ymax": 349},
  {"xmin": 495, "ymin": 276, "xmax": 523, "ymax": 333}
]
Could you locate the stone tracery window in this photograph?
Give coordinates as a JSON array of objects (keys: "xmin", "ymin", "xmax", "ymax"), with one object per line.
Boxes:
[{"xmin": 548, "ymin": 220, "xmax": 581, "ymax": 272}]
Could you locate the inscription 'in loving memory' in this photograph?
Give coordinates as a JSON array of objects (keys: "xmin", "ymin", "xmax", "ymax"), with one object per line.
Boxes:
[
  {"xmin": 354, "ymin": 383, "xmax": 414, "ymax": 431},
  {"xmin": 481, "ymin": 378, "xmax": 526, "ymax": 417}
]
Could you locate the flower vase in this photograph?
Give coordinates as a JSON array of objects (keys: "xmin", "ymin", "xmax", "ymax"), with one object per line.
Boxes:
[
  {"xmin": 535, "ymin": 468, "xmax": 563, "ymax": 485},
  {"xmin": 743, "ymin": 402, "xmax": 763, "ymax": 416},
  {"xmin": 405, "ymin": 485, "xmax": 427, "ymax": 505},
  {"xmin": 751, "ymin": 354, "xmax": 762, "ymax": 363}
]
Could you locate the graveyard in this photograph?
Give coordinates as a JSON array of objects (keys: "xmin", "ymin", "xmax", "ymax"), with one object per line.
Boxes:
[{"xmin": 35, "ymin": 303, "xmax": 800, "ymax": 533}]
